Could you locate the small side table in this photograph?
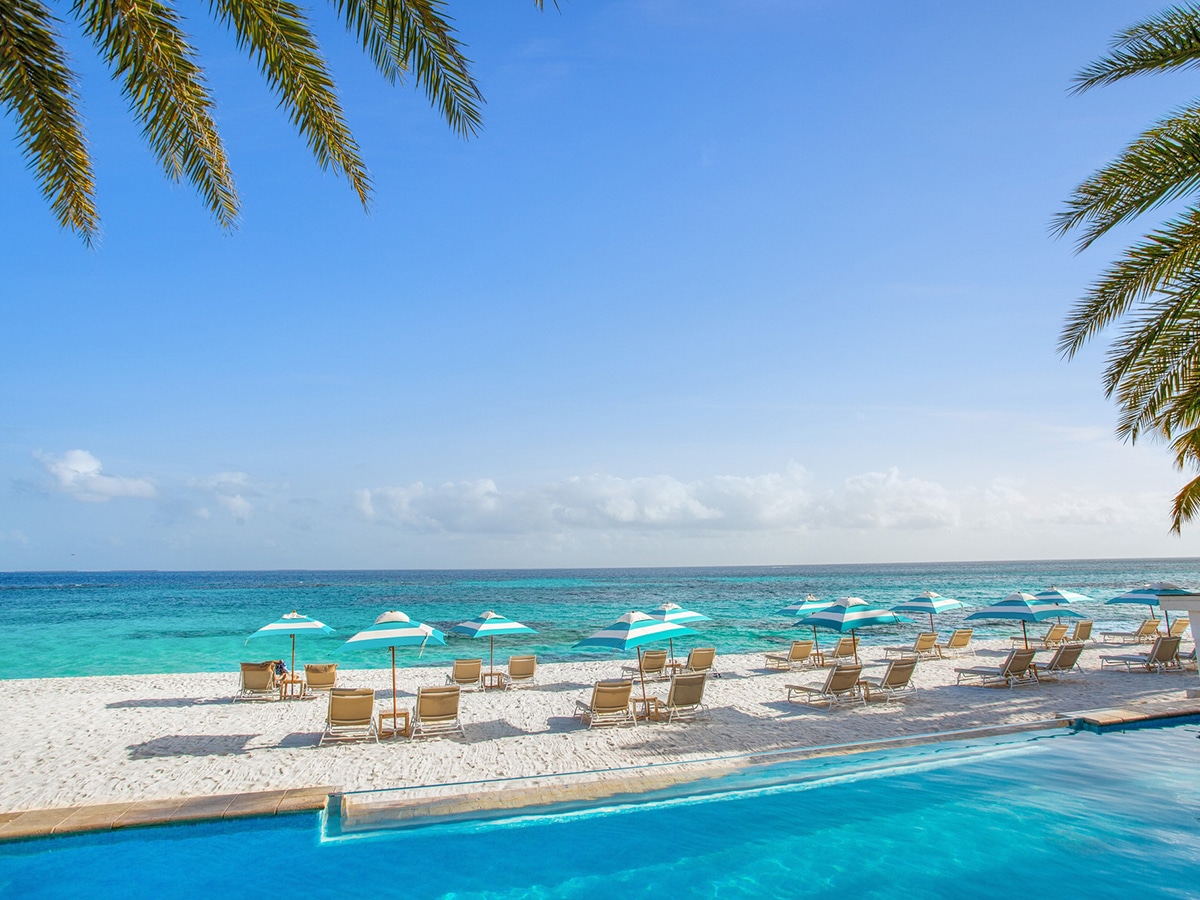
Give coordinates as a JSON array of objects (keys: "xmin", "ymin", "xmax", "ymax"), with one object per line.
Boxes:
[
  {"xmin": 279, "ymin": 675, "xmax": 306, "ymax": 700},
  {"xmin": 481, "ymin": 672, "xmax": 505, "ymax": 690},
  {"xmin": 378, "ymin": 709, "xmax": 410, "ymax": 739},
  {"xmin": 630, "ymin": 696, "xmax": 660, "ymax": 722}
]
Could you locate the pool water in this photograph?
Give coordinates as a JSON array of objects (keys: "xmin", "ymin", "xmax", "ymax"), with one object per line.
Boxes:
[{"xmin": 2, "ymin": 722, "xmax": 1198, "ymax": 899}]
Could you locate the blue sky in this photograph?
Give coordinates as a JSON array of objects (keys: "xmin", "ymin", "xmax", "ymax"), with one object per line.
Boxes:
[{"xmin": 3, "ymin": 0, "xmax": 1199, "ymax": 570}]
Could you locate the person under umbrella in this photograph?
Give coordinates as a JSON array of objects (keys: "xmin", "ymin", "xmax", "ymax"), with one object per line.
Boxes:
[
  {"xmin": 890, "ymin": 590, "xmax": 964, "ymax": 632},
  {"xmin": 797, "ymin": 597, "xmax": 911, "ymax": 664},
  {"xmin": 338, "ymin": 610, "xmax": 445, "ymax": 735},
  {"xmin": 966, "ymin": 592, "xmax": 1085, "ymax": 649},
  {"xmin": 246, "ymin": 610, "xmax": 333, "ymax": 683},
  {"xmin": 450, "ymin": 610, "xmax": 536, "ymax": 683},
  {"xmin": 574, "ymin": 611, "xmax": 697, "ymax": 713},
  {"xmin": 777, "ymin": 595, "xmax": 833, "ymax": 650}
]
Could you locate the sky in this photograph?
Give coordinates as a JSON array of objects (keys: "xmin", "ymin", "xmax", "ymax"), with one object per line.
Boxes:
[{"xmin": 4, "ymin": 0, "xmax": 1200, "ymax": 571}]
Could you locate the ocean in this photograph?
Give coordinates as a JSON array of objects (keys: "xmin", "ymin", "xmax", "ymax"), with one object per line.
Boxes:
[{"xmin": 1, "ymin": 558, "xmax": 1196, "ymax": 679}]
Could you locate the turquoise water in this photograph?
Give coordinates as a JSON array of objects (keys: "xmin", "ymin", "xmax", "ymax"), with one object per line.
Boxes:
[
  {"xmin": 1, "ymin": 722, "xmax": 1197, "ymax": 898},
  {"xmin": 2, "ymin": 559, "xmax": 1198, "ymax": 678}
]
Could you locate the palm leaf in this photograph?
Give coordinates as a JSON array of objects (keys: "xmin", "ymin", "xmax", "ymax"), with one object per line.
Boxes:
[{"xmin": 1073, "ymin": 5, "xmax": 1200, "ymax": 92}]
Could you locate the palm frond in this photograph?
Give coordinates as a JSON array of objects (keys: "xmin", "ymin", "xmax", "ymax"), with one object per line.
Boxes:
[
  {"xmin": 1073, "ymin": 5, "xmax": 1200, "ymax": 93},
  {"xmin": 78, "ymin": 0, "xmax": 238, "ymax": 227},
  {"xmin": 1170, "ymin": 453, "xmax": 1200, "ymax": 531},
  {"xmin": 211, "ymin": 0, "xmax": 371, "ymax": 206},
  {"xmin": 0, "ymin": 0, "xmax": 97, "ymax": 243}
]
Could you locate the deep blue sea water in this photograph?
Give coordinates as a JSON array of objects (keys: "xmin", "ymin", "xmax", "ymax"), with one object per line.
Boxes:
[
  {"xmin": 2, "ymin": 559, "xmax": 1198, "ymax": 679},
  {"xmin": 0, "ymin": 721, "xmax": 1197, "ymax": 898}
]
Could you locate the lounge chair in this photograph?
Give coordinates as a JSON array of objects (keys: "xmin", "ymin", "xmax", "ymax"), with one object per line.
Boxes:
[
  {"xmin": 884, "ymin": 632, "xmax": 941, "ymax": 659},
  {"xmin": 1181, "ymin": 647, "xmax": 1198, "ymax": 672},
  {"xmin": 819, "ymin": 636, "xmax": 859, "ymax": 666},
  {"xmin": 1168, "ymin": 617, "xmax": 1191, "ymax": 638},
  {"xmin": 1032, "ymin": 642, "xmax": 1085, "ymax": 681},
  {"xmin": 955, "ymin": 648, "xmax": 1038, "ymax": 688},
  {"xmin": 504, "ymin": 654, "xmax": 537, "ymax": 688},
  {"xmin": 765, "ymin": 640, "xmax": 816, "ymax": 671},
  {"xmin": 861, "ymin": 657, "xmax": 918, "ymax": 701},
  {"xmin": 681, "ymin": 647, "xmax": 717, "ymax": 677},
  {"xmin": 573, "ymin": 680, "xmax": 636, "ymax": 728},
  {"xmin": 654, "ymin": 672, "xmax": 708, "ymax": 723},
  {"xmin": 1100, "ymin": 635, "xmax": 1183, "ymax": 673},
  {"xmin": 411, "ymin": 684, "xmax": 465, "ymax": 739},
  {"xmin": 621, "ymin": 648, "xmax": 669, "ymax": 681},
  {"xmin": 319, "ymin": 688, "xmax": 377, "ymax": 745},
  {"xmin": 1011, "ymin": 622, "xmax": 1068, "ymax": 649},
  {"xmin": 1066, "ymin": 620, "xmax": 1092, "ymax": 643},
  {"xmin": 1101, "ymin": 618, "xmax": 1161, "ymax": 644},
  {"xmin": 786, "ymin": 663, "xmax": 865, "ymax": 708},
  {"xmin": 936, "ymin": 628, "xmax": 974, "ymax": 658},
  {"xmin": 236, "ymin": 661, "xmax": 279, "ymax": 701},
  {"xmin": 446, "ymin": 658, "xmax": 483, "ymax": 690},
  {"xmin": 304, "ymin": 663, "xmax": 337, "ymax": 693}
]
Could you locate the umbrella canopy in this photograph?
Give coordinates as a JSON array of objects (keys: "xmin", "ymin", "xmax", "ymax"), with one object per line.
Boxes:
[
  {"xmin": 246, "ymin": 610, "xmax": 333, "ymax": 676},
  {"xmin": 1107, "ymin": 582, "xmax": 1192, "ymax": 626},
  {"xmin": 648, "ymin": 602, "xmax": 711, "ymax": 625},
  {"xmin": 890, "ymin": 590, "xmax": 964, "ymax": 631},
  {"xmin": 797, "ymin": 597, "xmax": 911, "ymax": 662},
  {"xmin": 966, "ymin": 592, "xmax": 1085, "ymax": 649},
  {"xmin": 1033, "ymin": 586, "xmax": 1093, "ymax": 605},
  {"xmin": 339, "ymin": 610, "xmax": 446, "ymax": 727},
  {"xmin": 450, "ymin": 610, "xmax": 536, "ymax": 675},
  {"xmin": 574, "ymin": 611, "xmax": 698, "ymax": 706},
  {"xmin": 776, "ymin": 595, "xmax": 834, "ymax": 648}
]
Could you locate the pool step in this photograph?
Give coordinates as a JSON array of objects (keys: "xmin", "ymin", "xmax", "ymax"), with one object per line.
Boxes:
[{"xmin": 0, "ymin": 785, "xmax": 337, "ymax": 842}]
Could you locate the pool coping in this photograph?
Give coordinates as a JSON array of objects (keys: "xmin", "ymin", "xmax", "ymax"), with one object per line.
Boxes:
[{"xmin": 4, "ymin": 697, "xmax": 1199, "ymax": 843}]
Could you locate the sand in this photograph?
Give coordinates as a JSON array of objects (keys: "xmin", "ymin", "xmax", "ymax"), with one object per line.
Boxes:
[{"xmin": 0, "ymin": 638, "xmax": 1195, "ymax": 813}]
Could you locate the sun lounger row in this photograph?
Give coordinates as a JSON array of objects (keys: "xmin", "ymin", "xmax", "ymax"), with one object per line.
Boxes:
[
  {"xmin": 785, "ymin": 657, "xmax": 919, "ymax": 707},
  {"xmin": 1010, "ymin": 621, "xmax": 1093, "ymax": 649},
  {"xmin": 1099, "ymin": 635, "xmax": 1186, "ymax": 673},
  {"xmin": 318, "ymin": 684, "xmax": 467, "ymax": 745},
  {"xmin": 1100, "ymin": 617, "xmax": 1189, "ymax": 644},
  {"xmin": 620, "ymin": 647, "xmax": 717, "ymax": 681},
  {"xmin": 573, "ymin": 672, "xmax": 711, "ymax": 727}
]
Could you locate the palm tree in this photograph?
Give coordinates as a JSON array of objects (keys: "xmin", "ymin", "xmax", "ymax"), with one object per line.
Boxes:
[
  {"xmin": 1056, "ymin": 4, "xmax": 1200, "ymax": 531},
  {"xmin": 0, "ymin": 0, "xmax": 543, "ymax": 244}
]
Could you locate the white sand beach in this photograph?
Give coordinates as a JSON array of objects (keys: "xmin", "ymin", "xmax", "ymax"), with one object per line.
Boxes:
[{"xmin": 0, "ymin": 638, "xmax": 1195, "ymax": 814}]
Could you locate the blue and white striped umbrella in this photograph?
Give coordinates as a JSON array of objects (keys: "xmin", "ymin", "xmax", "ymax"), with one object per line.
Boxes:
[
  {"xmin": 776, "ymin": 595, "xmax": 834, "ymax": 648},
  {"xmin": 574, "ymin": 611, "xmax": 698, "ymax": 652},
  {"xmin": 891, "ymin": 590, "xmax": 964, "ymax": 631},
  {"xmin": 1033, "ymin": 586, "xmax": 1093, "ymax": 605},
  {"xmin": 340, "ymin": 610, "xmax": 446, "ymax": 723},
  {"xmin": 966, "ymin": 592, "xmax": 1085, "ymax": 648},
  {"xmin": 648, "ymin": 602, "xmax": 711, "ymax": 625},
  {"xmin": 1107, "ymin": 582, "xmax": 1192, "ymax": 626},
  {"xmin": 246, "ymin": 610, "xmax": 333, "ymax": 676},
  {"xmin": 451, "ymin": 610, "xmax": 536, "ymax": 675},
  {"xmin": 797, "ymin": 597, "xmax": 911, "ymax": 662}
]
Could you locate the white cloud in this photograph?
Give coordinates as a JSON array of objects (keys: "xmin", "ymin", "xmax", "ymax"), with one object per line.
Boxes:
[
  {"xmin": 831, "ymin": 468, "xmax": 960, "ymax": 529},
  {"xmin": 36, "ymin": 450, "xmax": 156, "ymax": 502}
]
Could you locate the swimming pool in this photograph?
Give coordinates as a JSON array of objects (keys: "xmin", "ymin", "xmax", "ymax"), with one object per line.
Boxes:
[{"xmin": 2, "ymin": 721, "xmax": 1198, "ymax": 899}]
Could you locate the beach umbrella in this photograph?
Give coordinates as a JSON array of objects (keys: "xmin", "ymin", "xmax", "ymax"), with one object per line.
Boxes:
[
  {"xmin": 890, "ymin": 590, "xmax": 964, "ymax": 632},
  {"xmin": 1033, "ymin": 586, "xmax": 1093, "ymax": 605},
  {"xmin": 797, "ymin": 597, "xmax": 912, "ymax": 663},
  {"xmin": 776, "ymin": 595, "xmax": 834, "ymax": 649},
  {"xmin": 450, "ymin": 610, "xmax": 536, "ymax": 677},
  {"xmin": 1107, "ymin": 582, "xmax": 1192, "ymax": 628},
  {"xmin": 648, "ymin": 602, "xmax": 710, "ymax": 663},
  {"xmin": 339, "ymin": 610, "xmax": 446, "ymax": 727},
  {"xmin": 246, "ymin": 610, "xmax": 333, "ymax": 677},
  {"xmin": 574, "ymin": 611, "xmax": 698, "ymax": 706},
  {"xmin": 966, "ymin": 592, "xmax": 1085, "ymax": 649}
]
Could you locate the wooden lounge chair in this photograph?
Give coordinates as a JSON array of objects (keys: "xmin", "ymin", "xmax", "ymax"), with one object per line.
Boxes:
[
  {"xmin": 1066, "ymin": 621, "xmax": 1092, "ymax": 643},
  {"xmin": 1100, "ymin": 635, "xmax": 1183, "ymax": 673},
  {"xmin": 884, "ymin": 632, "xmax": 941, "ymax": 659},
  {"xmin": 236, "ymin": 661, "xmax": 279, "ymax": 701},
  {"xmin": 304, "ymin": 663, "xmax": 338, "ymax": 693},
  {"xmin": 681, "ymin": 647, "xmax": 717, "ymax": 677},
  {"xmin": 411, "ymin": 684, "xmax": 465, "ymax": 739},
  {"xmin": 861, "ymin": 657, "xmax": 918, "ymax": 702},
  {"xmin": 819, "ymin": 636, "xmax": 859, "ymax": 666},
  {"xmin": 621, "ymin": 648, "xmax": 669, "ymax": 681},
  {"xmin": 504, "ymin": 654, "xmax": 537, "ymax": 688},
  {"xmin": 1032, "ymin": 642, "xmax": 1086, "ymax": 681},
  {"xmin": 936, "ymin": 628, "xmax": 974, "ymax": 658},
  {"xmin": 1168, "ymin": 617, "xmax": 1191, "ymax": 638},
  {"xmin": 786, "ymin": 663, "xmax": 865, "ymax": 707},
  {"xmin": 654, "ymin": 672, "xmax": 708, "ymax": 723},
  {"xmin": 446, "ymin": 658, "xmax": 483, "ymax": 690},
  {"xmin": 765, "ymin": 640, "xmax": 816, "ymax": 671},
  {"xmin": 319, "ymin": 688, "xmax": 377, "ymax": 745},
  {"xmin": 1011, "ymin": 622, "xmax": 1068, "ymax": 649},
  {"xmin": 955, "ymin": 648, "xmax": 1038, "ymax": 688},
  {"xmin": 1100, "ymin": 618, "xmax": 1161, "ymax": 644},
  {"xmin": 574, "ymin": 680, "xmax": 636, "ymax": 728}
]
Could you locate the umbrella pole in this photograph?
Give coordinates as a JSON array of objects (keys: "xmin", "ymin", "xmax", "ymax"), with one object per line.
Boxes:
[
  {"xmin": 928, "ymin": 612, "xmax": 935, "ymax": 632},
  {"xmin": 637, "ymin": 647, "xmax": 649, "ymax": 708},
  {"xmin": 852, "ymin": 628, "xmax": 859, "ymax": 664},
  {"xmin": 812, "ymin": 626, "xmax": 820, "ymax": 651},
  {"xmin": 290, "ymin": 634, "xmax": 296, "ymax": 677},
  {"xmin": 669, "ymin": 638, "xmax": 675, "ymax": 667},
  {"xmin": 490, "ymin": 635, "xmax": 495, "ymax": 676},
  {"xmin": 391, "ymin": 645, "xmax": 398, "ymax": 723},
  {"xmin": 1022, "ymin": 620, "xmax": 1029, "ymax": 650}
]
